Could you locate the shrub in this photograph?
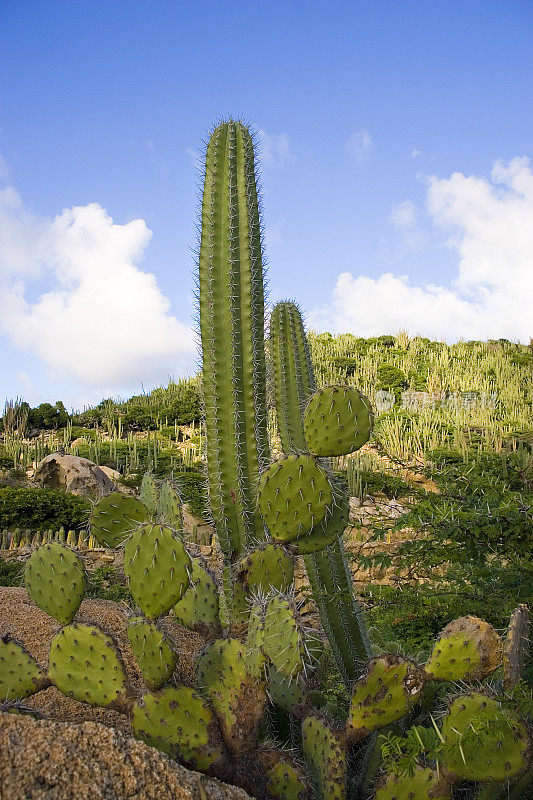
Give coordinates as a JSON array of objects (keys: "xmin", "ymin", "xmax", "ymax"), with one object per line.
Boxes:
[{"xmin": 0, "ymin": 487, "xmax": 90, "ymax": 533}]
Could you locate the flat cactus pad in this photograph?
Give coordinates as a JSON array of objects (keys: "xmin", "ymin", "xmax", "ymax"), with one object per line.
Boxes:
[
  {"xmin": 25, "ymin": 541, "xmax": 86, "ymax": 624},
  {"xmin": 304, "ymin": 385, "xmax": 373, "ymax": 457}
]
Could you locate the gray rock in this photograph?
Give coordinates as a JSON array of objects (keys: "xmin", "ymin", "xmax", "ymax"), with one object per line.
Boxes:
[{"xmin": 33, "ymin": 453, "xmax": 116, "ymax": 498}]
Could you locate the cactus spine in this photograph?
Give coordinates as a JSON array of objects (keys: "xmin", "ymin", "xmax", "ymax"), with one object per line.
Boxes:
[
  {"xmin": 269, "ymin": 301, "xmax": 372, "ymax": 683},
  {"xmin": 199, "ymin": 119, "xmax": 269, "ymax": 561}
]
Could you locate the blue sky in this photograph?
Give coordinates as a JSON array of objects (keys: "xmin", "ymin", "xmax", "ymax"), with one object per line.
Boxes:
[{"xmin": 1, "ymin": 1, "xmax": 532, "ymax": 409}]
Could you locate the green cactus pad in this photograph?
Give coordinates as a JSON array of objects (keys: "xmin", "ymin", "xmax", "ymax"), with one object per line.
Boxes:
[
  {"xmin": 258, "ymin": 455, "xmax": 333, "ymax": 543},
  {"xmin": 90, "ymin": 492, "xmax": 150, "ymax": 548},
  {"xmin": 503, "ymin": 604, "xmax": 530, "ymax": 690},
  {"xmin": 124, "ymin": 524, "xmax": 190, "ymax": 619},
  {"xmin": 294, "ymin": 481, "xmax": 349, "ymax": 555},
  {"xmin": 425, "ymin": 616, "xmax": 502, "ymax": 682},
  {"xmin": 346, "ymin": 655, "xmax": 425, "ymax": 741},
  {"xmin": 140, "ymin": 472, "xmax": 158, "ymax": 517},
  {"xmin": 441, "ymin": 692, "xmax": 531, "ymax": 782},
  {"xmin": 245, "ymin": 600, "xmax": 268, "ymax": 679},
  {"xmin": 0, "ymin": 636, "xmax": 45, "ymax": 700},
  {"xmin": 25, "ymin": 542, "xmax": 86, "ymax": 624},
  {"xmin": 133, "ymin": 685, "xmax": 226, "ymax": 772},
  {"xmin": 173, "ymin": 556, "xmax": 220, "ymax": 637},
  {"xmin": 127, "ymin": 617, "xmax": 177, "ymax": 689},
  {"xmin": 258, "ymin": 749, "xmax": 310, "ymax": 800},
  {"xmin": 374, "ymin": 767, "xmax": 452, "ymax": 800},
  {"xmin": 268, "ymin": 667, "xmax": 306, "ymax": 714},
  {"xmin": 302, "ymin": 715, "xmax": 347, "ymax": 800},
  {"xmin": 157, "ymin": 479, "xmax": 183, "ymax": 528},
  {"xmin": 197, "ymin": 637, "xmax": 267, "ymax": 755},
  {"xmin": 233, "ymin": 543, "xmax": 294, "ymax": 620},
  {"xmin": 304, "ymin": 385, "xmax": 374, "ymax": 457},
  {"xmin": 49, "ymin": 623, "xmax": 126, "ymax": 707},
  {"xmin": 262, "ymin": 594, "xmax": 306, "ymax": 679}
]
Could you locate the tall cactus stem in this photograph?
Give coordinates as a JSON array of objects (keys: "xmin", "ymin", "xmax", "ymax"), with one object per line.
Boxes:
[
  {"xmin": 199, "ymin": 120, "xmax": 269, "ymax": 561},
  {"xmin": 269, "ymin": 301, "xmax": 372, "ymax": 684}
]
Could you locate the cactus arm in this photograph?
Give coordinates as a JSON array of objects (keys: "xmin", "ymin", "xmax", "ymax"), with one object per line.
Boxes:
[
  {"xmin": 269, "ymin": 301, "xmax": 372, "ymax": 684},
  {"xmin": 199, "ymin": 120, "xmax": 269, "ymax": 560}
]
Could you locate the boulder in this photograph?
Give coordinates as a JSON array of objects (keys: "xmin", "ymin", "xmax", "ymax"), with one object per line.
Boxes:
[
  {"xmin": 97, "ymin": 464, "xmax": 122, "ymax": 483},
  {"xmin": 33, "ymin": 453, "xmax": 116, "ymax": 498},
  {"xmin": 0, "ymin": 713, "xmax": 251, "ymax": 800}
]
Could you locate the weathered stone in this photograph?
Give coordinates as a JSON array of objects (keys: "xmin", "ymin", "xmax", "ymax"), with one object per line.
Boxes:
[
  {"xmin": 33, "ymin": 453, "xmax": 116, "ymax": 498},
  {"xmin": 0, "ymin": 713, "xmax": 251, "ymax": 800}
]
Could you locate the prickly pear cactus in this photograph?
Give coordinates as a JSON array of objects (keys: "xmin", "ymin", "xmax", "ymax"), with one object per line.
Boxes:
[
  {"xmin": 303, "ymin": 385, "xmax": 373, "ymax": 457},
  {"xmin": 173, "ymin": 556, "xmax": 220, "ymax": 638},
  {"xmin": 261, "ymin": 594, "xmax": 307, "ymax": 679},
  {"xmin": 25, "ymin": 542, "xmax": 86, "ymax": 624},
  {"xmin": 48, "ymin": 623, "xmax": 126, "ymax": 708},
  {"xmin": 197, "ymin": 637, "xmax": 266, "ymax": 755},
  {"xmin": 267, "ymin": 667, "xmax": 306, "ymax": 715},
  {"xmin": 256, "ymin": 749, "xmax": 310, "ymax": 800},
  {"xmin": 424, "ymin": 616, "xmax": 502, "ymax": 682},
  {"xmin": 133, "ymin": 685, "xmax": 227, "ymax": 773},
  {"xmin": 441, "ymin": 692, "xmax": 531, "ymax": 781},
  {"xmin": 258, "ymin": 455, "xmax": 333, "ymax": 544},
  {"xmin": 294, "ymin": 480, "xmax": 349, "ymax": 555},
  {"xmin": 346, "ymin": 655, "xmax": 425, "ymax": 741},
  {"xmin": 127, "ymin": 617, "xmax": 176, "ymax": 689},
  {"xmin": 0, "ymin": 636, "xmax": 46, "ymax": 700},
  {"xmin": 140, "ymin": 472, "xmax": 159, "ymax": 517},
  {"xmin": 503, "ymin": 604, "xmax": 530, "ymax": 690},
  {"xmin": 123, "ymin": 524, "xmax": 190, "ymax": 619},
  {"xmin": 374, "ymin": 767, "xmax": 452, "ymax": 800},
  {"xmin": 90, "ymin": 492, "xmax": 150, "ymax": 548},
  {"xmin": 233, "ymin": 543, "xmax": 294, "ymax": 620},
  {"xmin": 302, "ymin": 715, "xmax": 347, "ymax": 800},
  {"xmin": 157, "ymin": 479, "xmax": 183, "ymax": 528}
]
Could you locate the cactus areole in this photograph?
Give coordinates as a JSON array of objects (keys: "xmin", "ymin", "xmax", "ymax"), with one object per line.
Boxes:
[{"xmin": 199, "ymin": 119, "xmax": 269, "ymax": 561}]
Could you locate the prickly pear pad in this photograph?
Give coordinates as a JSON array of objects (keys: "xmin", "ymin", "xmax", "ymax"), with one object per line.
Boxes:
[
  {"xmin": 49, "ymin": 623, "xmax": 126, "ymax": 707},
  {"xmin": 197, "ymin": 638, "xmax": 267, "ymax": 755},
  {"xmin": 257, "ymin": 749, "xmax": 310, "ymax": 800},
  {"xmin": 245, "ymin": 600, "xmax": 267, "ymax": 679},
  {"xmin": 0, "ymin": 636, "xmax": 45, "ymax": 700},
  {"xmin": 374, "ymin": 767, "xmax": 452, "ymax": 800},
  {"xmin": 173, "ymin": 556, "xmax": 220, "ymax": 636},
  {"xmin": 233, "ymin": 544, "xmax": 294, "ymax": 620},
  {"xmin": 267, "ymin": 667, "xmax": 306, "ymax": 714},
  {"xmin": 346, "ymin": 655, "xmax": 425, "ymax": 741},
  {"xmin": 90, "ymin": 492, "xmax": 150, "ymax": 548},
  {"xmin": 133, "ymin": 685, "xmax": 226, "ymax": 772},
  {"xmin": 425, "ymin": 616, "xmax": 502, "ymax": 682},
  {"xmin": 25, "ymin": 542, "xmax": 85, "ymax": 624},
  {"xmin": 294, "ymin": 481, "xmax": 349, "ymax": 555},
  {"xmin": 140, "ymin": 472, "xmax": 158, "ymax": 517},
  {"xmin": 157, "ymin": 479, "xmax": 183, "ymax": 528},
  {"xmin": 258, "ymin": 455, "xmax": 333, "ymax": 543},
  {"xmin": 302, "ymin": 715, "xmax": 347, "ymax": 800},
  {"xmin": 124, "ymin": 524, "xmax": 190, "ymax": 619},
  {"xmin": 262, "ymin": 595, "xmax": 306, "ymax": 678},
  {"xmin": 441, "ymin": 692, "xmax": 531, "ymax": 781},
  {"xmin": 127, "ymin": 617, "xmax": 176, "ymax": 689},
  {"xmin": 304, "ymin": 385, "xmax": 373, "ymax": 457}
]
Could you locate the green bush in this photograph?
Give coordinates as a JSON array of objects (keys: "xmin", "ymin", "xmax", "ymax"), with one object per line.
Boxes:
[
  {"xmin": 86, "ymin": 565, "xmax": 131, "ymax": 603},
  {"xmin": 174, "ymin": 470, "xmax": 206, "ymax": 518},
  {"xmin": 0, "ymin": 557, "xmax": 24, "ymax": 587},
  {"xmin": 0, "ymin": 487, "xmax": 90, "ymax": 533}
]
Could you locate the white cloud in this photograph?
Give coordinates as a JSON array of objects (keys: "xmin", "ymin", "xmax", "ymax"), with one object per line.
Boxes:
[
  {"xmin": 257, "ymin": 130, "xmax": 293, "ymax": 168},
  {"xmin": 390, "ymin": 200, "xmax": 418, "ymax": 230},
  {"xmin": 0, "ymin": 185, "xmax": 195, "ymax": 388},
  {"xmin": 311, "ymin": 157, "xmax": 533, "ymax": 342},
  {"xmin": 412, "ymin": 148, "xmax": 421, "ymax": 159},
  {"xmin": 346, "ymin": 130, "xmax": 373, "ymax": 164}
]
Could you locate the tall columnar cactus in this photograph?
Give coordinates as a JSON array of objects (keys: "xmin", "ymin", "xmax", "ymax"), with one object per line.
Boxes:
[
  {"xmin": 198, "ymin": 119, "xmax": 269, "ymax": 562},
  {"xmin": 269, "ymin": 300, "xmax": 372, "ymax": 684}
]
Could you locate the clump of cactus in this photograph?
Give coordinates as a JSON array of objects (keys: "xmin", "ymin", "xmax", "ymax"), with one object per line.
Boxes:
[{"xmin": 1, "ymin": 119, "xmax": 531, "ymax": 800}]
